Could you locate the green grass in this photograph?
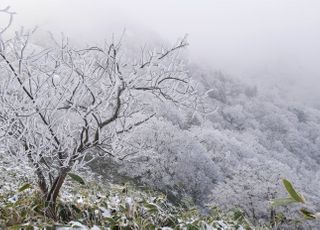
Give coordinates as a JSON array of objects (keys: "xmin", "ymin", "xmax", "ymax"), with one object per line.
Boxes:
[{"xmin": 0, "ymin": 182, "xmax": 268, "ymax": 229}]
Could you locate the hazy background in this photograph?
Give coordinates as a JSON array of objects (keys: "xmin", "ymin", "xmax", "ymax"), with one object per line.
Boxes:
[{"xmin": 2, "ymin": 0, "xmax": 320, "ymax": 105}]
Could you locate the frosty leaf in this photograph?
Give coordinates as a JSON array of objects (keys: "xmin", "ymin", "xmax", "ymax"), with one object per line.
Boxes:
[
  {"xmin": 269, "ymin": 197, "xmax": 296, "ymax": 207},
  {"xmin": 144, "ymin": 202, "xmax": 159, "ymax": 212},
  {"xmin": 282, "ymin": 179, "xmax": 305, "ymax": 203},
  {"xmin": 18, "ymin": 183, "xmax": 32, "ymax": 192},
  {"xmin": 68, "ymin": 173, "xmax": 85, "ymax": 185},
  {"xmin": 300, "ymin": 208, "xmax": 316, "ymax": 220}
]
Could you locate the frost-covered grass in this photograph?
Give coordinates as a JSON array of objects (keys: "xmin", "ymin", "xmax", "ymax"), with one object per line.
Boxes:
[{"xmin": 0, "ymin": 180, "xmax": 269, "ymax": 230}]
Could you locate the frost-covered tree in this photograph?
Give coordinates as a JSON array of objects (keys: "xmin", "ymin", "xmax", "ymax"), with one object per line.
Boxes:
[
  {"xmin": 117, "ymin": 118, "xmax": 219, "ymax": 203},
  {"xmin": 195, "ymin": 70, "xmax": 320, "ymax": 225},
  {"xmin": 0, "ymin": 7, "xmax": 193, "ymax": 219}
]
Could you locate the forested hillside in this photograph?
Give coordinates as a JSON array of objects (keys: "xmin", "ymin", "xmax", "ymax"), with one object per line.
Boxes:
[
  {"xmin": 1, "ymin": 5, "xmax": 320, "ymax": 229},
  {"xmin": 97, "ymin": 64, "xmax": 320, "ymax": 224}
]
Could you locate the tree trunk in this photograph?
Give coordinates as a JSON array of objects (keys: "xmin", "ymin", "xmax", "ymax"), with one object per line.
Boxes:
[{"xmin": 44, "ymin": 170, "xmax": 68, "ymax": 220}]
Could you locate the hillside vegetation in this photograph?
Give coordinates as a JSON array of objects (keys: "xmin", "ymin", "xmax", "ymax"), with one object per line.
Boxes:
[{"xmin": 1, "ymin": 6, "xmax": 320, "ymax": 229}]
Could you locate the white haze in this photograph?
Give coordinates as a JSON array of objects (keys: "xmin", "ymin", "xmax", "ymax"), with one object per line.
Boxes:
[{"xmin": 3, "ymin": 0, "xmax": 320, "ymax": 105}]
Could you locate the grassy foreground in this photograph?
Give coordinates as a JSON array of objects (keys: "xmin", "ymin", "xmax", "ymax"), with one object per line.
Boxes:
[{"xmin": 0, "ymin": 181, "xmax": 269, "ymax": 230}]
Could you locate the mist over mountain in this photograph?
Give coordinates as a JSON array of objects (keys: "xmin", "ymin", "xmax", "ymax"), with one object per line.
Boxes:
[
  {"xmin": 1, "ymin": 1, "xmax": 320, "ymax": 229},
  {"xmin": 4, "ymin": 0, "xmax": 320, "ymax": 106}
]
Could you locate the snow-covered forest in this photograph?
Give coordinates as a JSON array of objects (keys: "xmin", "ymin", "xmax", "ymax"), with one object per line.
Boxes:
[{"xmin": 1, "ymin": 1, "xmax": 320, "ymax": 229}]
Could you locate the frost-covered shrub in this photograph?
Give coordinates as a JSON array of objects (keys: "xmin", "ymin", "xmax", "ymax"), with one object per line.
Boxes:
[
  {"xmin": 0, "ymin": 6, "xmax": 195, "ymax": 219},
  {"xmin": 116, "ymin": 118, "xmax": 220, "ymax": 203}
]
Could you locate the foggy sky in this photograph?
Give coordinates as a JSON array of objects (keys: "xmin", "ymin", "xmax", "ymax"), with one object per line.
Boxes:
[{"xmin": 2, "ymin": 0, "xmax": 320, "ymax": 105}]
